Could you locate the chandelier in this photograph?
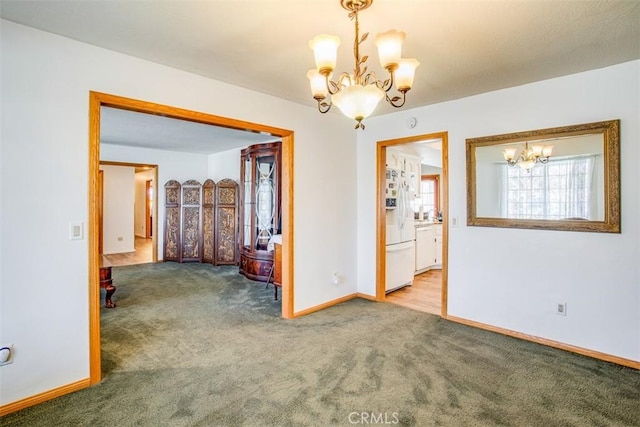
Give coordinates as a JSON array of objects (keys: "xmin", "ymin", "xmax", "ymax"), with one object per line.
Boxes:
[
  {"xmin": 307, "ymin": 0, "xmax": 419, "ymax": 130},
  {"xmin": 503, "ymin": 142, "xmax": 553, "ymax": 170}
]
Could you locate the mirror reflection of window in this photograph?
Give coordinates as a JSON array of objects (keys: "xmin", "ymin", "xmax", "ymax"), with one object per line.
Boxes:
[
  {"xmin": 499, "ymin": 155, "xmax": 603, "ymax": 220},
  {"xmin": 474, "ymin": 133, "xmax": 605, "ymax": 220}
]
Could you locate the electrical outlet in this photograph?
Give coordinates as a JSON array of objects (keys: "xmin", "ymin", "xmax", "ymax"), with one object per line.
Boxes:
[
  {"xmin": 332, "ymin": 272, "xmax": 340, "ymax": 285},
  {"xmin": 555, "ymin": 302, "xmax": 567, "ymax": 316},
  {"xmin": 0, "ymin": 344, "xmax": 14, "ymax": 366}
]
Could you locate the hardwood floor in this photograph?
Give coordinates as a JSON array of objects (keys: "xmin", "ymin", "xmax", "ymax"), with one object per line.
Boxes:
[
  {"xmin": 385, "ymin": 269, "xmax": 442, "ymax": 315},
  {"xmin": 102, "ymin": 237, "xmax": 153, "ymax": 267}
]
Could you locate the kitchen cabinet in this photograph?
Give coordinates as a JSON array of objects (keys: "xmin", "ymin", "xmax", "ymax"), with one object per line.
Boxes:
[
  {"xmin": 405, "ymin": 155, "xmax": 421, "ymax": 198},
  {"xmin": 387, "ymin": 148, "xmax": 421, "ymax": 198},
  {"xmin": 386, "ymin": 148, "xmax": 403, "ymax": 170},
  {"xmin": 415, "ymin": 226, "xmax": 436, "ymax": 271},
  {"xmin": 435, "ymin": 225, "xmax": 443, "ymax": 266},
  {"xmin": 415, "ymin": 223, "xmax": 442, "ymax": 273}
]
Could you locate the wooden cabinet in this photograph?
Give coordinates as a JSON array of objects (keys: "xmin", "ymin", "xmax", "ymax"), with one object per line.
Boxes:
[
  {"xmin": 386, "ymin": 148, "xmax": 422, "ymax": 197},
  {"xmin": 405, "ymin": 155, "xmax": 422, "ymax": 197},
  {"xmin": 415, "ymin": 226, "xmax": 436, "ymax": 271},
  {"xmin": 273, "ymin": 243, "xmax": 282, "ymax": 286},
  {"xmin": 415, "ymin": 223, "xmax": 442, "ymax": 273},
  {"xmin": 435, "ymin": 225, "xmax": 443, "ymax": 266},
  {"xmin": 239, "ymin": 141, "xmax": 281, "ymax": 282},
  {"xmin": 386, "ymin": 149, "xmax": 403, "ymax": 170}
]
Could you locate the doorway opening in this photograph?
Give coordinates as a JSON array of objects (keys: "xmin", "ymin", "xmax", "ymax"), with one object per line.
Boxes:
[
  {"xmin": 375, "ymin": 132, "xmax": 449, "ymax": 317},
  {"xmin": 88, "ymin": 92, "xmax": 295, "ymax": 385},
  {"xmin": 99, "ymin": 161, "xmax": 158, "ymax": 267}
]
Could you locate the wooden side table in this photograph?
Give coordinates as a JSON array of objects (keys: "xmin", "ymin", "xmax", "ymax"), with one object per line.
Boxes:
[
  {"xmin": 273, "ymin": 243, "xmax": 282, "ymax": 287},
  {"xmin": 265, "ymin": 243, "xmax": 282, "ymax": 301},
  {"xmin": 99, "ymin": 255, "xmax": 116, "ymax": 308}
]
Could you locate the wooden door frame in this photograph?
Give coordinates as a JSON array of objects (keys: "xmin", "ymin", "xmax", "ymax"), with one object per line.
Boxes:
[
  {"xmin": 98, "ymin": 170, "xmax": 104, "ymax": 254},
  {"xmin": 145, "ymin": 179, "xmax": 152, "ymax": 239},
  {"xmin": 375, "ymin": 132, "xmax": 449, "ymax": 318},
  {"xmin": 88, "ymin": 91, "xmax": 295, "ymax": 385}
]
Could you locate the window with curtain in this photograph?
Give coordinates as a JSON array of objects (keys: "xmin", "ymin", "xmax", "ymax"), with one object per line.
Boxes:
[
  {"xmin": 500, "ymin": 155, "xmax": 599, "ymax": 220},
  {"xmin": 414, "ymin": 175, "xmax": 439, "ymax": 217}
]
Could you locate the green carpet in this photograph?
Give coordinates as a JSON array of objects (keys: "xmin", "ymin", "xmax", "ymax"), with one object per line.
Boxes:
[{"xmin": 3, "ymin": 262, "xmax": 639, "ymax": 426}]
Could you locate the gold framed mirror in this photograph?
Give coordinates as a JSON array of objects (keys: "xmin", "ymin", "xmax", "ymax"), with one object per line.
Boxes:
[{"xmin": 466, "ymin": 119, "xmax": 620, "ymax": 233}]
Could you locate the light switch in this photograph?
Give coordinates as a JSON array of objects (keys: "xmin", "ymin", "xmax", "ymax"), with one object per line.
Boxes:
[{"xmin": 69, "ymin": 222, "xmax": 84, "ymax": 240}]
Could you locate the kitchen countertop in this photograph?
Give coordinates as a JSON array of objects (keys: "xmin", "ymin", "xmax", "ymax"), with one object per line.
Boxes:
[{"xmin": 414, "ymin": 220, "xmax": 443, "ymax": 227}]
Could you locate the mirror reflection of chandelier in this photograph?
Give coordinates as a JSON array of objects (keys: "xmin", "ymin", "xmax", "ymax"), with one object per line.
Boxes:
[
  {"xmin": 307, "ymin": 0, "xmax": 419, "ymax": 130},
  {"xmin": 503, "ymin": 142, "xmax": 553, "ymax": 170}
]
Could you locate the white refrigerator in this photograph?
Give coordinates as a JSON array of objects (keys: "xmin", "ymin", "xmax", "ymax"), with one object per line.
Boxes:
[{"xmin": 385, "ymin": 168, "xmax": 415, "ymax": 293}]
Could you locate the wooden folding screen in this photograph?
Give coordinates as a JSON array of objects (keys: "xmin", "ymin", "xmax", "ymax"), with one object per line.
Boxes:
[
  {"xmin": 164, "ymin": 178, "xmax": 238, "ymax": 265},
  {"xmin": 215, "ymin": 179, "xmax": 239, "ymax": 265},
  {"xmin": 180, "ymin": 180, "xmax": 203, "ymax": 262},
  {"xmin": 202, "ymin": 179, "xmax": 216, "ymax": 264},
  {"xmin": 163, "ymin": 180, "xmax": 181, "ymax": 262}
]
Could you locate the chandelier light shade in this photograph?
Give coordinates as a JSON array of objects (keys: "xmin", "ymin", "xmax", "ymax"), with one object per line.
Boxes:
[
  {"xmin": 503, "ymin": 142, "xmax": 553, "ymax": 170},
  {"xmin": 307, "ymin": 0, "xmax": 420, "ymax": 129},
  {"xmin": 332, "ymin": 84, "xmax": 384, "ymax": 121},
  {"xmin": 374, "ymin": 30, "xmax": 405, "ymax": 69},
  {"xmin": 309, "ymin": 35, "xmax": 341, "ymax": 73},
  {"xmin": 307, "ymin": 69, "xmax": 329, "ymax": 98}
]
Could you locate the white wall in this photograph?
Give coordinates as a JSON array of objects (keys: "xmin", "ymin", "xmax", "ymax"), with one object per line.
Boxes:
[
  {"xmin": 357, "ymin": 61, "xmax": 640, "ymax": 362},
  {"xmin": 100, "ymin": 165, "xmax": 135, "ymax": 253},
  {"xmin": 134, "ymin": 169, "xmax": 154, "ymax": 238},
  {"xmin": 0, "ymin": 20, "xmax": 357, "ymax": 406},
  {"xmin": 475, "ymin": 161, "xmax": 502, "ymax": 218},
  {"xmin": 208, "ymin": 147, "xmax": 242, "ymax": 183},
  {"xmin": 134, "ymin": 176, "xmax": 146, "ymax": 237},
  {"xmin": 101, "ymin": 144, "xmax": 211, "ymax": 259}
]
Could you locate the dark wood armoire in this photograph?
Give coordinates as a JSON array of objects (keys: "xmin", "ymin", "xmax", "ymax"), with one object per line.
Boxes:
[{"xmin": 239, "ymin": 141, "xmax": 282, "ymax": 282}]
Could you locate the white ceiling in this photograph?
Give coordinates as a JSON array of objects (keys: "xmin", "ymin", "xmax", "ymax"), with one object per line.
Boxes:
[
  {"xmin": 100, "ymin": 107, "xmax": 278, "ymax": 154},
  {"xmin": 3, "ymin": 0, "xmax": 639, "ymax": 154}
]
